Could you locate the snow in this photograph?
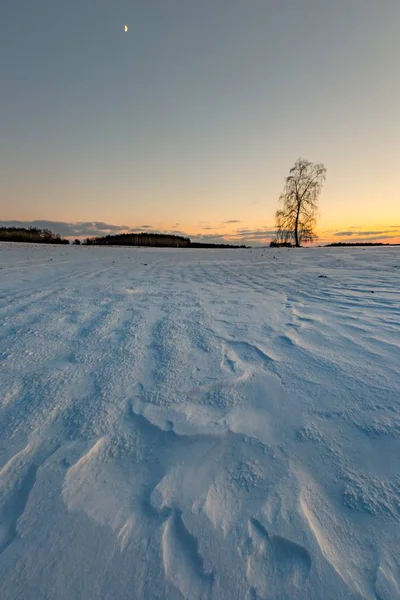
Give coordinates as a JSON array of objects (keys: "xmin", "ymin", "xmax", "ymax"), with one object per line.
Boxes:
[{"xmin": 0, "ymin": 242, "xmax": 399, "ymax": 600}]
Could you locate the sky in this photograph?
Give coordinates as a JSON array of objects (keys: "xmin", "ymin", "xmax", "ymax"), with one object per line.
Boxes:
[{"xmin": 1, "ymin": 0, "xmax": 399, "ymax": 245}]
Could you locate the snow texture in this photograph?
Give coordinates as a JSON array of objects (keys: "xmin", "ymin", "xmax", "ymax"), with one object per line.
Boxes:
[{"xmin": 0, "ymin": 243, "xmax": 399, "ymax": 599}]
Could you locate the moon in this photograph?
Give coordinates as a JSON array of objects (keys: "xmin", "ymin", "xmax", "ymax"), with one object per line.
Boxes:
[{"xmin": 124, "ymin": 25, "xmax": 128, "ymax": 33}]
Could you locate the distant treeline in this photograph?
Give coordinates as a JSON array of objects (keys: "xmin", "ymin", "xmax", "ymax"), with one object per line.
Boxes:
[
  {"xmin": 85, "ymin": 232, "xmax": 190, "ymax": 247},
  {"xmin": 270, "ymin": 240, "xmax": 293, "ymax": 248},
  {"xmin": 189, "ymin": 242, "xmax": 247, "ymax": 249},
  {"xmin": 85, "ymin": 232, "xmax": 246, "ymax": 248},
  {"xmin": 325, "ymin": 242, "xmax": 395, "ymax": 247},
  {"xmin": 0, "ymin": 227, "xmax": 247, "ymax": 248},
  {"xmin": 0, "ymin": 227, "xmax": 69, "ymax": 244}
]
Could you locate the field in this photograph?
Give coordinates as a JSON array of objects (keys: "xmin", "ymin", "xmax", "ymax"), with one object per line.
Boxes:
[{"xmin": 1, "ymin": 243, "xmax": 399, "ymax": 599}]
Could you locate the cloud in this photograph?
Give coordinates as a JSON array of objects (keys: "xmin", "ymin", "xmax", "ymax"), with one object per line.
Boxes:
[
  {"xmin": 222, "ymin": 220, "xmax": 242, "ymax": 224},
  {"xmin": 185, "ymin": 226, "xmax": 274, "ymax": 246},
  {"xmin": 338, "ymin": 235, "xmax": 400, "ymax": 242},
  {"xmin": 333, "ymin": 230, "xmax": 394, "ymax": 237},
  {"xmin": 233, "ymin": 228, "xmax": 276, "ymax": 238},
  {"xmin": 136, "ymin": 225, "xmax": 153, "ymax": 229},
  {"xmin": 169, "ymin": 229, "xmax": 189, "ymax": 237},
  {"xmin": 191, "ymin": 233, "xmax": 237, "ymax": 245},
  {"xmin": 148, "ymin": 229, "xmax": 191, "ymax": 239},
  {"xmin": 0, "ymin": 220, "xmax": 129, "ymax": 238}
]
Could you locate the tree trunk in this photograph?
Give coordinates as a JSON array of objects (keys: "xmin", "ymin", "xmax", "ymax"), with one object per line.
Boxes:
[{"xmin": 294, "ymin": 203, "xmax": 301, "ymax": 247}]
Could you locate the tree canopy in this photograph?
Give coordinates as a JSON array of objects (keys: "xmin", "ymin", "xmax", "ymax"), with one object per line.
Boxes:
[{"xmin": 275, "ymin": 159, "xmax": 326, "ymax": 247}]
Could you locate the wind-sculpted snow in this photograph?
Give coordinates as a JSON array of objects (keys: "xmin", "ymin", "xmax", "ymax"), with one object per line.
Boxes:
[{"xmin": 0, "ymin": 243, "xmax": 399, "ymax": 599}]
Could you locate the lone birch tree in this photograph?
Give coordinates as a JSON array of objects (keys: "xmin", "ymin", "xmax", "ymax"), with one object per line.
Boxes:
[{"xmin": 275, "ymin": 158, "xmax": 326, "ymax": 247}]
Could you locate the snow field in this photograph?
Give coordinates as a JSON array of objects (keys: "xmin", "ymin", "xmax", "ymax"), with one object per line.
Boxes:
[{"xmin": 0, "ymin": 243, "xmax": 400, "ymax": 599}]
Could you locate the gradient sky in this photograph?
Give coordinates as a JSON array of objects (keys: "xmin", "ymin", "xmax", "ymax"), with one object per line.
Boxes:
[{"xmin": 1, "ymin": 0, "xmax": 399, "ymax": 244}]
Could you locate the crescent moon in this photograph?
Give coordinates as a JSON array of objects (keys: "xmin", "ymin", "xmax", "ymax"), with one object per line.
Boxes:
[{"xmin": 124, "ymin": 25, "xmax": 128, "ymax": 32}]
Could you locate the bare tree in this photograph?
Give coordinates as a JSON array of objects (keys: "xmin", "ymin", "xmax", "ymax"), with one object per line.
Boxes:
[{"xmin": 274, "ymin": 158, "xmax": 326, "ymax": 247}]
